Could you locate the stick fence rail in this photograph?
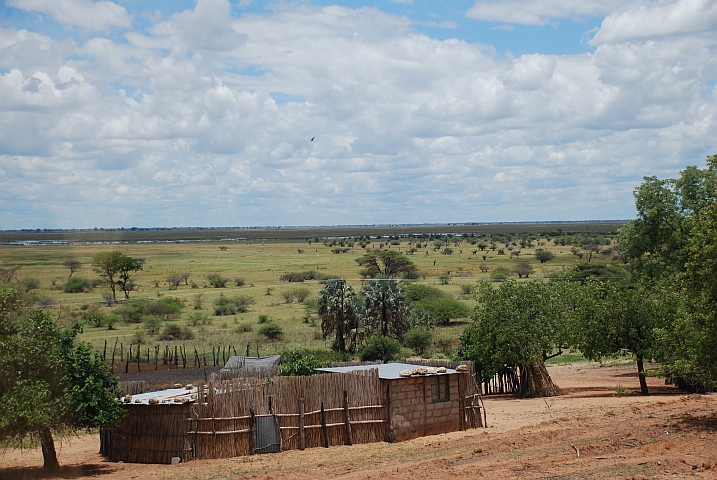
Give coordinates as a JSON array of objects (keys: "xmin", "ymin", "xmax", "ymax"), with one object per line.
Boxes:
[{"xmin": 101, "ymin": 360, "xmax": 484, "ymax": 464}]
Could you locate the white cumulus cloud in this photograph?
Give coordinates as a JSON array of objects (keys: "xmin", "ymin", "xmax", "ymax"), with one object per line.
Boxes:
[
  {"xmin": 466, "ymin": 0, "xmax": 626, "ymax": 25},
  {"xmin": 6, "ymin": 0, "xmax": 132, "ymax": 31}
]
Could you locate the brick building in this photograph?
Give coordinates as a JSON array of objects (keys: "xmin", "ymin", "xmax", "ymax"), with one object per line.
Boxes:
[{"xmin": 317, "ymin": 362, "xmax": 481, "ymax": 442}]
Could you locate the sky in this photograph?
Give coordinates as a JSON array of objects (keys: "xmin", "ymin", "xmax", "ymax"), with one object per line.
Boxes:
[{"xmin": 1, "ymin": 0, "xmax": 716, "ymax": 230}]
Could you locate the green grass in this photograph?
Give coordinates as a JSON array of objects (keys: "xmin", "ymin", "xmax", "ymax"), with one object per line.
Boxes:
[{"xmin": 0, "ymin": 234, "xmax": 621, "ymax": 363}]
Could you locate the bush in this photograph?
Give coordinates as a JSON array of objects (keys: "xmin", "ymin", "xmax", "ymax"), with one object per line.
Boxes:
[
  {"xmin": 83, "ymin": 308, "xmax": 107, "ymax": 328},
  {"xmin": 235, "ymin": 323, "xmax": 253, "ymax": 333},
  {"xmin": 279, "ymin": 270, "xmax": 329, "ymax": 282},
  {"xmin": 158, "ymin": 324, "xmax": 195, "ymax": 341},
  {"xmin": 415, "ymin": 296, "xmax": 470, "ymax": 325},
  {"xmin": 490, "ymin": 266, "xmax": 511, "ymax": 281},
  {"xmin": 277, "ymin": 351, "xmax": 323, "ymax": 376},
  {"xmin": 234, "ymin": 277, "xmax": 246, "ymax": 287},
  {"xmin": 360, "ymin": 336, "xmax": 401, "ymax": 362},
  {"xmin": 404, "ymin": 328, "xmax": 432, "ymax": 355},
  {"xmin": 187, "ymin": 311, "xmax": 211, "ymax": 326},
  {"xmin": 144, "ymin": 316, "xmax": 161, "ymax": 334},
  {"xmin": 214, "ymin": 294, "xmax": 255, "ymax": 315},
  {"xmin": 207, "ymin": 274, "xmax": 228, "ymax": 288},
  {"xmin": 259, "ymin": 323, "xmax": 283, "ymax": 340},
  {"xmin": 144, "ymin": 297, "xmax": 184, "ymax": 319},
  {"xmin": 460, "ymin": 284, "xmax": 474, "ymax": 295},
  {"xmin": 118, "ymin": 299, "xmax": 149, "ymax": 324},
  {"xmin": 258, "ymin": 314, "xmax": 270, "ymax": 324},
  {"xmin": 64, "ymin": 277, "xmax": 93, "ymax": 293}
]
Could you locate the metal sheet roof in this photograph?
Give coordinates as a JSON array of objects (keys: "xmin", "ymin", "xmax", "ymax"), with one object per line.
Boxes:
[
  {"xmin": 316, "ymin": 363, "xmax": 458, "ymax": 380},
  {"xmin": 121, "ymin": 386, "xmax": 199, "ymax": 405}
]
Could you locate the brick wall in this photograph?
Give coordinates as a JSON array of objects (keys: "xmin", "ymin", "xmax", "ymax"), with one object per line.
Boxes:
[{"xmin": 387, "ymin": 374, "xmax": 461, "ymax": 442}]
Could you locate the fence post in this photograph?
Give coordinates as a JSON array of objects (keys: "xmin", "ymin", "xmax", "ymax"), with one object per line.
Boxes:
[
  {"xmin": 343, "ymin": 390, "xmax": 353, "ymax": 446},
  {"xmin": 250, "ymin": 406, "xmax": 257, "ymax": 455},
  {"xmin": 298, "ymin": 397, "xmax": 305, "ymax": 451},
  {"xmin": 320, "ymin": 402, "xmax": 329, "ymax": 448}
]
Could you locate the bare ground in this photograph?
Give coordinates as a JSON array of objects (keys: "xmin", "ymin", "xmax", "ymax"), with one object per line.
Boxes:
[{"xmin": 2, "ymin": 362, "xmax": 716, "ymax": 480}]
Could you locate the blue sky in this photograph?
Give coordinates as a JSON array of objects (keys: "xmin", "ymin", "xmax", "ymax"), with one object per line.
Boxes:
[{"xmin": 1, "ymin": 0, "xmax": 716, "ymax": 229}]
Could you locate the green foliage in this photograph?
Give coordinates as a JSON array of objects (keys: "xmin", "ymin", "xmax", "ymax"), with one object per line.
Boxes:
[
  {"xmin": 355, "ymin": 250, "xmax": 418, "ymax": 279},
  {"xmin": 158, "ymin": 324, "xmax": 195, "ymax": 341},
  {"xmin": 144, "ymin": 297, "xmax": 184, "ymax": 319},
  {"xmin": 207, "ymin": 274, "xmax": 228, "ymax": 288},
  {"xmin": 361, "ymin": 278, "xmax": 408, "ymax": 340},
  {"xmin": 490, "ymin": 266, "xmax": 511, "ymax": 281},
  {"xmin": 459, "ymin": 281, "xmax": 573, "ymax": 385},
  {"xmin": 117, "ymin": 299, "xmax": 149, "ymax": 324},
  {"xmin": 64, "ymin": 277, "xmax": 93, "ymax": 293},
  {"xmin": 259, "ymin": 323, "xmax": 283, "ymax": 340},
  {"xmin": 21, "ymin": 278, "xmax": 40, "ymax": 292},
  {"xmin": 318, "ymin": 279, "xmax": 361, "ymax": 353},
  {"xmin": 187, "ymin": 311, "xmax": 211, "ymax": 326},
  {"xmin": 213, "ymin": 294, "xmax": 255, "ymax": 315},
  {"xmin": 277, "ymin": 350, "xmax": 323, "ymax": 376},
  {"xmin": 279, "ymin": 270, "xmax": 327, "ymax": 282},
  {"xmin": 403, "ymin": 328, "xmax": 432, "ymax": 355},
  {"xmin": 92, "ymin": 251, "xmax": 143, "ymax": 301},
  {"xmin": 0, "ymin": 287, "xmax": 124, "ymax": 470},
  {"xmin": 534, "ymin": 249, "xmax": 555, "ymax": 263},
  {"xmin": 360, "ymin": 336, "xmax": 401, "ymax": 362},
  {"xmin": 512, "ymin": 260, "xmax": 534, "ymax": 278},
  {"xmin": 404, "ymin": 283, "xmax": 469, "ymax": 324}
]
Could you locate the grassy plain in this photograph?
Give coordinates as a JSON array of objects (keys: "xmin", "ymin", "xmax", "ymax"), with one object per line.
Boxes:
[{"xmin": 0, "ymin": 223, "xmax": 623, "ymax": 364}]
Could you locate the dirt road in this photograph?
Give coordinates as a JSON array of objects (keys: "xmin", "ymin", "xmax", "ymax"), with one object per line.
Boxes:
[{"xmin": 2, "ymin": 362, "xmax": 716, "ymax": 479}]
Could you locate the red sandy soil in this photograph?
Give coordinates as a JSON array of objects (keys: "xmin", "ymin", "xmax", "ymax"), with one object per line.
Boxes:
[{"xmin": 2, "ymin": 362, "xmax": 716, "ymax": 480}]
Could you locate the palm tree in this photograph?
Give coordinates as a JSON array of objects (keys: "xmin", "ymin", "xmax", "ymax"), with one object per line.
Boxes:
[
  {"xmin": 318, "ymin": 279, "xmax": 361, "ymax": 353},
  {"xmin": 361, "ymin": 277, "xmax": 408, "ymax": 340}
]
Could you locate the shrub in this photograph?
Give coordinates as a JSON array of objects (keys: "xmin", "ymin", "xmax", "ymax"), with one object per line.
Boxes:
[
  {"xmin": 360, "ymin": 336, "xmax": 401, "ymax": 362},
  {"xmin": 235, "ymin": 323, "xmax": 253, "ymax": 333},
  {"xmin": 144, "ymin": 297, "xmax": 184, "ymax": 319},
  {"xmin": 258, "ymin": 314, "xmax": 270, "ymax": 324},
  {"xmin": 415, "ymin": 296, "xmax": 470, "ymax": 325},
  {"xmin": 144, "ymin": 316, "xmax": 161, "ymax": 334},
  {"xmin": 64, "ymin": 277, "xmax": 93, "ymax": 293},
  {"xmin": 235, "ymin": 277, "xmax": 246, "ymax": 286},
  {"xmin": 292, "ymin": 287, "xmax": 310, "ymax": 303},
  {"xmin": 403, "ymin": 328, "xmax": 432, "ymax": 355},
  {"xmin": 259, "ymin": 323, "xmax": 283, "ymax": 340},
  {"xmin": 158, "ymin": 324, "xmax": 195, "ymax": 341},
  {"xmin": 490, "ymin": 266, "xmax": 511, "ymax": 281},
  {"xmin": 214, "ymin": 294, "xmax": 255, "ymax": 315},
  {"xmin": 118, "ymin": 299, "xmax": 149, "ymax": 323},
  {"xmin": 460, "ymin": 284, "xmax": 474, "ymax": 295},
  {"xmin": 439, "ymin": 274, "xmax": 450, "ymax": 285},
  {"xmin": 277, "ymin": 351, "xmax": 323, "ymax": 376},
  {"xmin": 279, "ymin": 270, "xmax": 329, "ymax": 282},
  {"xmin": 207, "ymin": 274, "xmax": 228, "ymax": 288},
  {"xmin": 187, "ymin": 311, "xmax": 211, "ymax": 326},
  {"xmin": 83, "ymin": 308, "xmax": 107, "ymax": 327}
]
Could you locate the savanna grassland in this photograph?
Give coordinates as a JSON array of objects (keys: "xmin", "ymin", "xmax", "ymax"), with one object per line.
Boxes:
[{"xmin": 0, "ymin": 223, "xmax": 623, "ymax": 364}]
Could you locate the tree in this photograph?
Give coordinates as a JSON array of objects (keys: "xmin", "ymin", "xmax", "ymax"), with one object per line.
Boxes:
[
  {"xmin": 361, "ymin": 277, "xmax": 409, "ymax": 340},
  {"xmin": 534, "ymin": 249, "xmax": 555, "ymax": 264},
  {"xmin": 63, "ymin": 260, "xmax": 82, "ymax": 279},
  {"xmin": 459, "ymin": 281, "xmax": 571, "ymax": 398},
  {"xmin": 512, "ymin": 261, "xmax": 534, "ymax": 278},
  {"xmin": 404, "ymin": 283, "xmax": 470, "ymax": 324},
  {"xmin": 92, "ymin": 252, "xmax": 143, "ymax": 301},
  {"xmin": 0, "ymin": 287, "xmax": 124, "ymax": 472},
  {"xmin": 619, "ymin": 155, "xmax": 717, "ymax": 390},
  {"xmin": 570, "ymin": 281, "xmax": 676, "ymax": 395},
  {"xmin": 318, "ymin": 279, "xmax": 361, "ymax": 353},
  {"xmin": 355, "ymin": 250, "xmax": 418, "ymax": 278}
]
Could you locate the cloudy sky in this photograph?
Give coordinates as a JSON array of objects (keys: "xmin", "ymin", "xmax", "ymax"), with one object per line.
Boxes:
[{"xmin": 1, "ymin": 0, "xmax": 716, "ymax": 229}]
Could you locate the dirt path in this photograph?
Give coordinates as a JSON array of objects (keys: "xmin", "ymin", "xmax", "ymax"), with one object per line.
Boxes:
[{"xmin": 2, "ymin": 362, "xmax": 716, "ymax": 480}]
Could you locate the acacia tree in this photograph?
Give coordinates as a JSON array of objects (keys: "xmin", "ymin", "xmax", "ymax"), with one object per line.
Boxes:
[
  {"xmin": 62, "ymin": 260, "xmax": 81, "ymax": 279},
  {"xmin": 361, "ymin": 277, "xmax": 408, "ymax": 340},
  {"xmin": 534, "ymin": 249, "xmax": 555, "ymax": 263},
  {"xmin": 355, "ymin": 250, "xmax": 418, "ymax": 278},
  {"xmin": 459, "ymin": 280, "xmax": 572, "ymax": 398},
  {"xmin": 92, "ymin": 252, "xmax": 143, "ymax": 301},
  {"xmin": 0, "ymin": 287, "xmax": 124, "ymax": 472},
  {"xmin": 318, "ymin": 279, "xmax": 361, "ymax": 353}
]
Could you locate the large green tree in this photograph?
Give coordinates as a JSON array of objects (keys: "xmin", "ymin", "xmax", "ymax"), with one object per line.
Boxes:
[
  {"xmin": 570, "ymin": 281, "xmax": 676, "ymax": 395},
  {"xmin": 318, "ymin": 279, "xmax": 362, "ymax": 353},
  {"xmin": 361, "ymin": 277, "xmax": 408, "ymax": 340},
  {"xmin": 92, "ymin": 251, "xmax": 143, "ymax": 301},
  {"xmin": 459, "ymin": 280, "xmax": 572, "ymax": 397},
  {"xmin": 0, "ymin": 287, "xmax": 124, "ymax": 472},
  {"xmin": 619, "ymin": 155, "xmax": 717, "ymax": 391}
]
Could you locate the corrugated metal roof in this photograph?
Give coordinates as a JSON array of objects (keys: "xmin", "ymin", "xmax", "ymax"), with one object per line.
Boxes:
[
  {"xmin": 316, "ymin": 363, "xmax": 458, "ymax": 380},
  {"xmin": 121, "ymin": 386, "xmax": 199, "ymax": 405}
]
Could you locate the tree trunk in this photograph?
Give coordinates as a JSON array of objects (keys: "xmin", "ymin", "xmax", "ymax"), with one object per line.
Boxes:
[
  {"xmin": 636, "ymin": 355, "xmax": 649, "ymax": 395},
  {"xmin": 39, "ymin": 428, "xmax": 60, "ymax": 473},
  {"xmin": 517, "ymin": 360, "xmax": 561, "ymax": 398}
]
